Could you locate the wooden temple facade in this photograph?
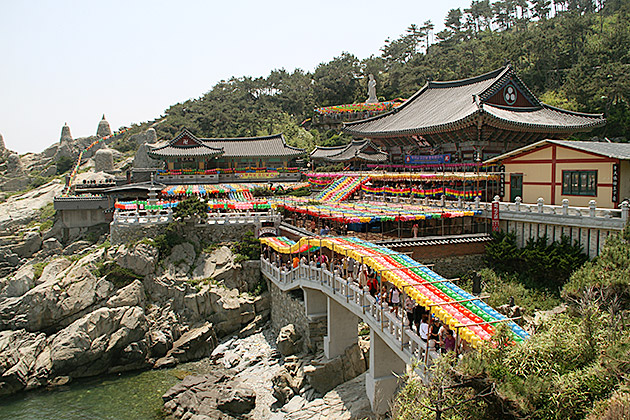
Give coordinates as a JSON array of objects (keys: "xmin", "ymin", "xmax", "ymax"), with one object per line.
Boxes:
[{"xmin": 343, "ymin": 65, "xmax": 606, "ymax": 164}]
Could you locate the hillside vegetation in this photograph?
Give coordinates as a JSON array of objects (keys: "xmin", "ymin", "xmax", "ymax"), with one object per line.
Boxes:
[{"xmin": 113, "ymin": 0, "xmax": 629, "ymax": 154}]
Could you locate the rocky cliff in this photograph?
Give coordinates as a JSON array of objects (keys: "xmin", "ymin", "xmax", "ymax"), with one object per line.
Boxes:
[{"xmin": 0, "ymin": 238, "xmax": 269, "ymax": 396}]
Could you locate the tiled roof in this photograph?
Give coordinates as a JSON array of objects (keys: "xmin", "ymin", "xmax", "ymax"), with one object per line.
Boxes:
[
  {"xmin": 313, "ymin": 139, "xmax": 388, "ymax": 162},
  {"xmin": 485, "ymin": 139, "xmax": 630, "ymax": 164},
  {"xmin": 550, "ymin": 140, "xmax": 630, "ymax": 159},
  {"xmin": 148, "ymin": 144, "xmax": 223, "ymax": 158},
  {"xmin": 344, "ymin": 66, "xmax": 604, "ymax": 137},
  {"xmin": 484, "ymin": 104, "xmax": 605, "ymax": 131},
  {"xmin": 310, "ymin": 145, "xmax": 346, "ymax": 159},
  {"xmin": 201, "ymin": 134, "xmax": 305, "ymax": 158},
  {"xmin": 148, "ymin": 129, "xmax": 224, "ymax": 159}
]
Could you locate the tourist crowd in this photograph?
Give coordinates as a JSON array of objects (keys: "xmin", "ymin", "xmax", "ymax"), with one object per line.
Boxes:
[{"xmin": 264, "ymin": 247, "xmax": 459, "ymax": 354}]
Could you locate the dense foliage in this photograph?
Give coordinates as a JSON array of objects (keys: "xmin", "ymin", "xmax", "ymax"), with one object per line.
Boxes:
[
  {"xmin": 172, "ymin": 197, "xmax": 208, "ymax": 221},
  {"xmin": 393, "ymin": 227, "xmax": 630, "ymax": 420},
  {"xmin": 116, "ymin": 0, "xmax": 629, "ymax": 154},
  {"xmin": 486, "ymin": 231, "xmax": 588, "ymax": 289},
  {"xmin": 231, "ymin": 231, "xmax": 260, "ymax": 261}
]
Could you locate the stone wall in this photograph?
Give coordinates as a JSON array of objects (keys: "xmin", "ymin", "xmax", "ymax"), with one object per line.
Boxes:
[
  {"xmin": 110, "ymin": 221, "xmax": 259, "ymax": 245},
  {"xmin": 269, "ymin": 282, "xmax": 326, "ymax": 353},
  {"xmin": 420, "ymin": 254, "xmax": 486, "ymax": 279}
]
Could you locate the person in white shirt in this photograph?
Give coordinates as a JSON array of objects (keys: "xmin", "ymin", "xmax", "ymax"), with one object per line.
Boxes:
[
  {"xmin": 390, "ymin": 286, "xmax": 400, "ymax": 314},
  {"xmin": 419, "ymin": 314, "xmax": 429, "ymax": 345}
]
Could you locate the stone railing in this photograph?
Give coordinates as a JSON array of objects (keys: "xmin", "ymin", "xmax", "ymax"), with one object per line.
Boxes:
[
  {"xmin": 112, "ymin": 210, "xmax": 173, "ymax": 225},
  {"xmin": 261, "ymin": 257, "xmax": 438, "ymax": 375},
  {"xmin": 113, "ymin": 210, "xmax": 280, "ymax": 227},
  {"xmin": 156, "ymin": 173, "xmax": 219, "ymax": 184},
  {"xmin": 367, "ymin": 194, "xmax": 629, "ymax": 231},
  {"xmin": 206, "ymin": 212, "xmax": 280, "ymax": 225}
]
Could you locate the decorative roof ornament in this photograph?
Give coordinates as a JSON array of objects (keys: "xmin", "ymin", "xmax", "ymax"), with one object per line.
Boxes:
[
  {"xmin": 97, "ymin": 114, "xmax": 112, "ymax": 138},
  {"xmin": 0, "ymin": 132, "xmax": 5, "ymax": 150},
  {"xmin": 60, "ymin": 122, "xmax": 73, "ymax": 143}
]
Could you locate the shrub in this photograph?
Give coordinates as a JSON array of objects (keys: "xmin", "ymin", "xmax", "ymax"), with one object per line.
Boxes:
[
  {"xmin": 153, "ymin": 225, "xmax": 184, "ymax": 258},
  {"xmin": 95, "ymin": 262, "xmax": 142, "ymax": 289},
  {"xmin": 55, "ymin": 156, "xmax": 74, "ymax": 175},
  {"xmin": 231, "ymin": 231, "xmax": 260, "ymax": 261},
  {"xmin": 486, "ymin": 231, "xmax": 588, "ymax": 290},
  {"xmin": 173, "ymin": 196, "xmax": 207, "ymax": 220}
]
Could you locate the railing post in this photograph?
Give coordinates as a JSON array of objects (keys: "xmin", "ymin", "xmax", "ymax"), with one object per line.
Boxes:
[
  {"xmin": 515, "ymin": 196, "xmax": 522, "ymax": 212},
  {"xmin": 537, "ymin": 197, "xmax": 544, "ymax": 213},
  {"xmin": 622, "ymin": 200, "xmax": 629, "ymax": 222},
  {"xmin": 589, "ymin": 200, "xmax": 597, "ymax": 217},
  {"xmin": 560, "ymin": 198, "xmax": 569, "ymax": 215}
]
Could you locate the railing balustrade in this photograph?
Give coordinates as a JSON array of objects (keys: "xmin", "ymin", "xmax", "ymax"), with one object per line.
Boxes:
[{"xmin": 261, "ymin": 257, "xmax": 440, "ymax": 370}]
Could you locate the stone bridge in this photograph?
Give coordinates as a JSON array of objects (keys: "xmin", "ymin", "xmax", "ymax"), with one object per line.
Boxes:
[{"xmin": 261, "ymin": 257, "xmax": 437, "ymax": 414}]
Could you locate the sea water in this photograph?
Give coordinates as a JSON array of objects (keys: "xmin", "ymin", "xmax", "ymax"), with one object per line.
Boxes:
[{"xmin": 0, "ymin": 367, "xmax": 186, "ymax": 420}]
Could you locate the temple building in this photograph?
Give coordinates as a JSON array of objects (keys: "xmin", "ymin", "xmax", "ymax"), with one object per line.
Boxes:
[
  {"xmin": 485, "ymin": 139, "xmax": 630, "ymax": 207},
  {"xmin": 148, "ymin": 129, "xmax": 305, "ymax": 171},
  {"xmin": 310, "ymin": 139, "xmax": 388, "ymax": 170},
  {"xmin": 343, "ymin": 65, "xmax": 606, "ymax": 163}
]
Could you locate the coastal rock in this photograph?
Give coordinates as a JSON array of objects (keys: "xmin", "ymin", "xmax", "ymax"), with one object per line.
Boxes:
[
  {"xmin": 0, "ymin": 263, "xmax": 35, "ymax": 298},
  {"xmin": 276, "ymin": 324, "xmax": 302, "ymax": 356},
  {"xmin": 303, "ymin": 343, "xmax": 367, "ymax": 394},
  {"xmin": 106, "ymin": 279, "xmax": 146, "ymax": 308},
  {"xmin": 282, "ymin": 372, "xmax": 374, "ymax": 420},
  {"xmin": 113, "ymin": 243, "xmax": 158, "ymax": 276},
  {"xmin": 42, "ymin": 237, "xmax": 62, "ymax": 253},
  {"xmin": 0, "ymin": 180, "xmax": 63, "ymax": 233},
  {"xmin": 15, "ymin": 231, "xmax": 42, "ymax": 258},
  {"xmin": 49, "ymin": 305, "xmax": 147, "ymax": 378},
  {"xmin": 0, "ymin": 329, "xmax": 48, "ymax": 396},
  {"xmin": 155, "ymin": 322, "xmax": 217, "ymax": 366},
  {"xmin": 162, "ymin": 369, "xmax": 255, "ymax": 420},
  {"xmin": 0, "ymin": 249, "xmax": 113, "ymax": 332},
  {"xmin": 6, "ymin": 154, "xmax": 24, "ymax": 176},
  {"xmin": 166, "ymin": 243, "xmax": 196, "ymax": 277}
]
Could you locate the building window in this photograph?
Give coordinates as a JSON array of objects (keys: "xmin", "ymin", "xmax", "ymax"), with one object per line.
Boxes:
[{"xmin": 562, "ymin": 170, "xmax": 597, "ymax": 196}]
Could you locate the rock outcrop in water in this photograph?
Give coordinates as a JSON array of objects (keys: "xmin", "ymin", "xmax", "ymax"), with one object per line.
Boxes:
[{"xmin": 0, "ymin": 238, "xmax": 269, "ymax": 396}]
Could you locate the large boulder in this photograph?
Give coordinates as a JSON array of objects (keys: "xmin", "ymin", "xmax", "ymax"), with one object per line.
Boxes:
[
  {"xmin": 276, "ymin": 324, "xmax": 302, "ymax": 356},
  {"xmin": 14, "ymin": 231, "xmax": 42, "ymax": 258},
  {"xmin": 154, "ymin": 322, "xmax": 217, "ymax": 367},
  {"xmin": 303, "ymin": 343, "xmax": 367, "ymax": 394},
  {"xmin": 107, "ymin": 280, "xmax": 146, "ymax": 308},
  {"xmin": 0, "ymin": 249, "xmax": 114, "ymax": 332},
  {"xmin": 162, "ymin": 369, "xmax": 256, "ymax": 420},
  {"xmin": 0, "ymin": 329, "xmax": 48, "ymax": 396},
  {"xmin": 113, "ymin": 243, "xmax": 158, "ymax": 276},
  {"xmin": 48, "ymin": 305, "xmax": 148, "ymax": 378}
]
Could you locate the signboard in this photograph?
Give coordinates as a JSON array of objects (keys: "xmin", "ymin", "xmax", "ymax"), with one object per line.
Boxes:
[
  {"xmin": 235, "ymin": 172, "xmax": 278, "ymax": 180},
  {"xmin": 404, "ymin": 154, "xmax": 451, "ymax": 165},
  {"xmin": 499, "ymin": 165, "xmax": 505, "ymax": 197},
  {"xmin": 491, "ymin": 201, "xmax": 500, "ymax": 232},
  {"xmin": 612, "ymin": 163, "xmax": 619, "ymax": 203}
]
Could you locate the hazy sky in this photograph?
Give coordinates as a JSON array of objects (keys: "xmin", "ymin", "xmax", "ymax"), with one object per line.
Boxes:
[{"xmin": 1, "ymin": 0, "xmax": 467, "ymax": 154}]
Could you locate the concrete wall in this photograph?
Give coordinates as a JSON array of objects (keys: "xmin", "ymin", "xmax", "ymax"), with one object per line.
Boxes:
[
  {"xmin": 59, "ymin": 208, "xmax": 112, "ymax": 229},
  {"xmin": 268, "ymin": 281, "xmax": 326, "ymax": 353}
]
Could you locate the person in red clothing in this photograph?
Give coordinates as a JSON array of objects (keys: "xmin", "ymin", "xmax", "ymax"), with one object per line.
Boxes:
[{"xmin": 292, "ymin": 255, "xmax": 299, "ymax": 269}]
